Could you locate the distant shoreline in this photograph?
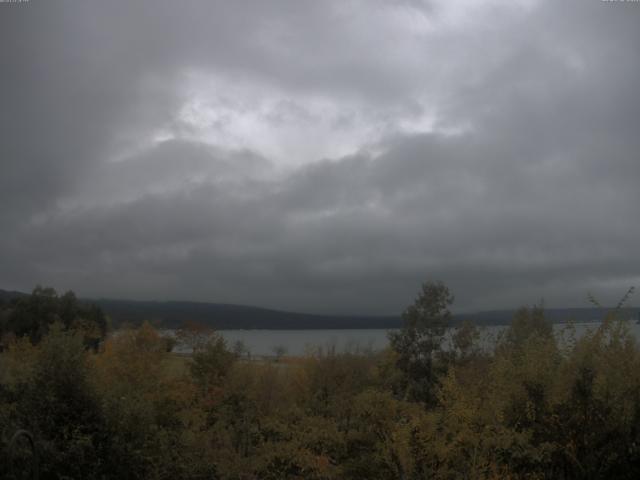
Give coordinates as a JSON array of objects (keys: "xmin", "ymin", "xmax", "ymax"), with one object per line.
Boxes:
[{"xmin": 2, "ymin": 288, "xmax": 637, "ymax": 330}]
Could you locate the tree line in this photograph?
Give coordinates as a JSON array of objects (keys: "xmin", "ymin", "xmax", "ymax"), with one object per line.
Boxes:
[{"xmin": 1, "ymin": 283, "xmax": 639, "ymax": 479}]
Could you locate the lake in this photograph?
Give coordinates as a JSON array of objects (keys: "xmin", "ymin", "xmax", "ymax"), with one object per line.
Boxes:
[{"xmin": 171, "ymin": 321, "xmax": 640, "ymax": 357}]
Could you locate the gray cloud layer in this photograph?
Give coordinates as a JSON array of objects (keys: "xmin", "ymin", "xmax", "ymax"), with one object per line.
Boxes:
[{"xmin": 1, "ymin": 0, "xmax": 639, "ymax": 314}]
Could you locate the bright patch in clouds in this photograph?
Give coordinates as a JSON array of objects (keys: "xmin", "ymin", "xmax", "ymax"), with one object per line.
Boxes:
[{"xmin": 174, "ymin": 72, "xmax": 439, "ymax": 167}]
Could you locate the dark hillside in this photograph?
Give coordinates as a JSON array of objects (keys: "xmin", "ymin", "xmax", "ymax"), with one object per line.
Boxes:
[
  {"xmin": 2, "ymin": 289, "xmax": 636, "ymax": 329},
  {"xmin": 90, "ymin": 298, "xmax": 401, "ymax": 329}
]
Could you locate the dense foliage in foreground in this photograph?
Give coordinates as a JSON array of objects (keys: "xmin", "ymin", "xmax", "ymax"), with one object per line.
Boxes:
[{"xmin": 1, "ymin": 285, "xmax": 640, "ymax": 479}]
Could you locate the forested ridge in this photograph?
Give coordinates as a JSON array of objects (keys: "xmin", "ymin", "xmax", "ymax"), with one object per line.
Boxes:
[
  {"xmin": 1, "ymin": 288, "xmax": 633, "ymax": 330},
  {"xmin": 1, "ymin": 283, "xmax": 640, "ymax": 479}
]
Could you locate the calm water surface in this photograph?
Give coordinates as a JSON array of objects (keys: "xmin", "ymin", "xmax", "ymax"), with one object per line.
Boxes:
[{"xmin": 170, "ymin": 321, "xmax": 640, "ymax": 357}]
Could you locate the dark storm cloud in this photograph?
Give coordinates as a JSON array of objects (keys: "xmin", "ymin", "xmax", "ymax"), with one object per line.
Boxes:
[{"xmin": 1, "ymin": 0, "xmax": 639, "ymax": 314}]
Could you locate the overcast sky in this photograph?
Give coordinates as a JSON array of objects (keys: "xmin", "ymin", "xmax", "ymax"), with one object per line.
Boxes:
[{"xmin": 1, "ymin": 0, "xmax": 639, "ymax": 314}]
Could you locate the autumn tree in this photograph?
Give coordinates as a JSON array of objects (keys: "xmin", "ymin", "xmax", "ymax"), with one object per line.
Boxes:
[
  {"xmin": 190, "ymin": 332, "xmax": 236, "ymax": 393},
  {"xmin": 93, "ymin": 321, "xmax": 199, "ymax": 479},
  {"xmin": 176, "ymin": 321, "xmax": 214, "ymax": 353},
  {"xmin": 388, "ymin": 280, "xmax": 454, "ymax": 404},
  {"xmin": 13, "ymin": 324, "xmax": 108, "ymax": 479}
]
